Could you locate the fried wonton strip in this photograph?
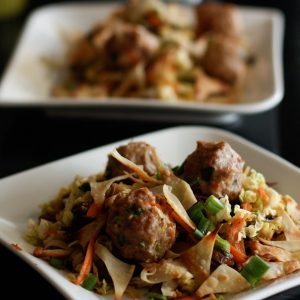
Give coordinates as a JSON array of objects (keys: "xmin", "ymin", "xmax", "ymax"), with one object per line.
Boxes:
[
  {"xmin": 262, "ymin": 261, "xmax": 300, "ymax": 281},
  {"xmin": 95, "ymin": 243, "xmax": 135, "ymax": 300},
  {"xmin": 248, "ymin": 241, "xmax": 293, "ymax": 262},
  {"xmin": 110, "ymin": 150, "xmax": 161, "ymax": 184},
  {"xmin": 141, "ymin": 259, "xmax": 194, "ymax": 284},
  {"xmin": 180, "ymin": 230, "xmax": 218, "ymax": 286},
  {"xmin": 165, "ymin": 176, "xmax": 197, "ymax": 210},
  {"xmin": 259, "ymin": 238, "xmax": 300, "ymax": 252},
  {"xmin": 283, "ymin": 195, "xmax": 300, "ymax": 223},
  {"xmin": 163, "ymin": 184, "xmax": 196, "ymax": 233},
  {"xmin": 281, "ymin": 211, "xmax": 300, "ymax": 240},
  {"xmin": 196, "ymin": 264, "xmax": 251, "ymax": 298},
  {"xmin": 91, "ymin": 174, "xmax": 130, "ymax": 206}
]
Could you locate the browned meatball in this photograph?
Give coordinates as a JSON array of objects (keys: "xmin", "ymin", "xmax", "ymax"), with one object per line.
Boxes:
[
  {"xmin": 106, "ymin": 187, "xmax": 176, "ymax": 263},
  {"xmin": 202, "ymin": 35, "xmax": 245, "ymax": 84},
  {"xmin": 182, "ymin": 141, "xmax": 244, "ymax": 200},
  {"xmin": 105, "ymin": 142, "xmax": 158, "ymax": 178},
  {"xmin": 195, "ymin": 3, "xmax": 239, "ymax": 38}
]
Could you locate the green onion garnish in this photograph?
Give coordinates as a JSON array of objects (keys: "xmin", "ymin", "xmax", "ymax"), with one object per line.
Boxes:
[
  {"xmin": 82, "ymin": 273, "xmax": 98, "ymax": 291},
  {"xmin": 205, "ymin": 195, "xmax": 224, "ymax": 214},
  {"xmin": 215, "ymin": 235, "xmax": 230, "ymax": 253},
  {"xmin": 145, "ymin": 292, "xmax": 167, "ymax": 300},
  {"xmin": 187, "ymin": 202, "xmax": 205, "ymax": 224},
  {"xmin": 197, "ymin": 215, "xmax": 211, "ymax": 235},
  {"xmin": 240, "ymin": 255, "xmax": 269, "ymax": 287},
  {"xmin": 49, "ymin": 258, "xmax": 64, "ymax": 269},
  {"xmin": 194, "ymin": 228, "xmax": 204, "ymax": 239}
]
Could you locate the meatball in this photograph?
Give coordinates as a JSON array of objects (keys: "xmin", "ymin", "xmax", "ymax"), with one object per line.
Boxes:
[
  {"xmin": 182, "ymin": 141, "xmax": 244, "ymax": 200},
  {"xmin": 106, "ymin": 187, "xmax": 176, "ymax": 263},
  {"xmin": 105, "ymin": 142, "xmax": 158, "ymax": 178},
  {"xmin": 195, "ymin": 3, "xmax": 239, "ymax": 38},
  {"xmin": 202, "ymin": 35, "xmax": 246, "ymax": 84}
]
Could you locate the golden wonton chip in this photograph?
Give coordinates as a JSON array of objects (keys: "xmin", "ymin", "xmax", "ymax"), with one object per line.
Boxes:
[
  {"xmin": 180, "ymin": 230, "xmax": 217, "ymax": 286},
  {"xmin": 196, "ymin": 264, "xmax": 250, "ymax": 297},
  {"xmin": 95, "ymin": 243, "xmax": 135, "ymax": 300}
]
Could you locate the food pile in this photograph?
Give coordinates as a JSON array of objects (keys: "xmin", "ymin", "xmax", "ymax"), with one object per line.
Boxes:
[
  {"xmin": 27, "ymin": 140, "xmax": 300, "ymax": 299},
  {"xmin": 52, "ymin": 0, "xmax": 252, "ymax": 103}
]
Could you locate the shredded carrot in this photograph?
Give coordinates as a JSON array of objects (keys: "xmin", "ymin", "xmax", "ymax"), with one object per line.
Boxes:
[
  {"xmin": 241, "ymin": 202, "xmax": 252, "ymax": 211},
  {"xmin": 170, "ymin": 211, "xmax": 194, "ymax": 234},
  {"xmin": 257, "ymin": 187, "xmax": 269, "ymax": 204},
  {"xmin": 230, "ymin": 244, "xmax": 247, "ymax": 264},
  {"xmin": 73, "ymin": 236, "xmax": 96, "ymax": 285},
  {"xmin": 11, "ymin": 243, "xmax": 22, "ymax": 251},
  {"xmin": 87, "ymin": 202, "xmax": 101, "ymax": 218},
  {"xmin": 228, "ymin": 217, "xmax": 246, "ymax": 245},
  {"xmin": 33, "ymin": 247, "xmax": 70, "ymax": 258}
]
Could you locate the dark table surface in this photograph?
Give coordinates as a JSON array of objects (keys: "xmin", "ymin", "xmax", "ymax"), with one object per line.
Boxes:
[{"xmin": 0, "ymin": 0, "xmax": 299, "ymax": 299}]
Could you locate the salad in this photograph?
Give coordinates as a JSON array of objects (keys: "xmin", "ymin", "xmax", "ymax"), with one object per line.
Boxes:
[
  {"xmin": 52, "ymin": 0, "xmax": 253, "ymax": 103},
  {"xmin": 27, "ymin": 140, "xmax": 300, "ymax": 299}
]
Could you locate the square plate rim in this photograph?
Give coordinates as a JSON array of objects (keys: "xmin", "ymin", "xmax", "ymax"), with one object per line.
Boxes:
[
  {"xmin": 0, "ymin": 125, "xmax": 299, "ymax": 300},
  {"xmin": 0, "ymin": 2, "xmax": 285, "ymax": 115}
]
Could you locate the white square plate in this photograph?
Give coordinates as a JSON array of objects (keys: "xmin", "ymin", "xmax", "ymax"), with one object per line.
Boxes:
[
  {"xmin": 0, "ymin": 3, "xmax": 284, "ymax": 121},
  {"xmin": 0, "ymin": 126, "xmax": 299, "ymax": 300}
]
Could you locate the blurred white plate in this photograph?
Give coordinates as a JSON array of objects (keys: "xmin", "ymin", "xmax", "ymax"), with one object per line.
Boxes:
[
  {"xmin": 0, "ymin": 126, "xmax": 299, "ymax": 299},
  {"xmin": 0, "ymin": 3, "xmax": 284, "ymax": 123}
]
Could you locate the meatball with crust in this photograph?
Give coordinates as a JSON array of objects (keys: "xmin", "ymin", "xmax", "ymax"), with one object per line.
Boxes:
[
  {"xmin": 106, "ymin": 187, "xmax": 176, "ymax": 263},
  {"xmin": 202, "ymin": 35, "xmax": 246, "ymax": 85},
  {"xmin": 196, "ymin": 2, "xmax": 239, "ymax": 38},
  {"xmin": 182, "ymin": 141, "xmax": 244, "ymax": 200},
  {"xmin": 105, "ymin": 142, "xmax": 158, "ymax": 178}
]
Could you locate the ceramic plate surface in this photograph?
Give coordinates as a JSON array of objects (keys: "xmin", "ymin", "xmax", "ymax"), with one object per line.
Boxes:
[
  {"xmin": 0, "ymin": 126, "xmax": 299, "ymax": 300},
  {"xmin": 0, "ymin": 3, "xmax": 284, "ymax": 121}
]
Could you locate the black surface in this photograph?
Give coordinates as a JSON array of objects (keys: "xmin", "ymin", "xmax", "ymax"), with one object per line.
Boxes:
[{"xmin": 0, "ymin": 1, "xmax": 299, "ymax": 299}]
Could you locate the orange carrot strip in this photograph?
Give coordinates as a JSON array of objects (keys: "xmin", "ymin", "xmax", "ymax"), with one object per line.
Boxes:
[
  {"xmin": 73, "ymin": 236, "xmax": 96, "ymax": 285},
  {"xmin": 241, "ymin": 202, "xmax": 252, "ymax": 212},
  {"xmin": 11, "ymin": 243, "xmax": 22, "ymax": 251},
  {"xmin": 170, "ymin": 211, "xmax": 194, "ymax": 234},
  {"xmin": 228, "ymin": 217, "xmax": 246, "ymax": 245},
  {"xmin": 87, "ymin": 202, "xmax": 101, "ymax": 218},
  {"xmin": 230, "ymin": 244, "xmax": 248, "ymax": 264},
  {"xmin": 257, "ymin": 187, "xmax": 269, "ymax": 204}
]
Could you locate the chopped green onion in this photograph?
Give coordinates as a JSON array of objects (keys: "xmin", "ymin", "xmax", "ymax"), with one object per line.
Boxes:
[
  {"xmin": 197, "ymin": 215, "xmax": 211, "ymax": 235},
  {"xmin": 49, "ymin": 258, "xmax": 64, "ymax": 269},
  {"xmin": 155, "ymin": 171, "xmax": 162, "ymax": 180},
  {"xmin": 216, "ymin": 294, "xmax": 225, "ymax": 300},
  {"xmin": 240, "ymin": 255, "xmax": 269, "ymax": 287},
  {"xmin": 215, "ymin": 235, "xmax": 230, "ymax": 253},
  {"xmin": 194, "ymin": 228, "xmax": 204, "ymax": 239},
  {"xmin": 187, "ymin": 202, "xmax": 205, "ymax": 224},
  {"xmin": 82, "ymin": 273, "xmax": 98, "ymax": 291},
  {"xmin": 145, "ymin": 291, "xmax": 167, "ymax": 300},
  {"xmin": 205, "ymin": 195, "xmax": 224, "ymax": 214}
]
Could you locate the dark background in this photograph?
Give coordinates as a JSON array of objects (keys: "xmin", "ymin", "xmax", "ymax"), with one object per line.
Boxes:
[{"xmin": 0, "ymin": 0, "xmax": 299, "ymax": 299}]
